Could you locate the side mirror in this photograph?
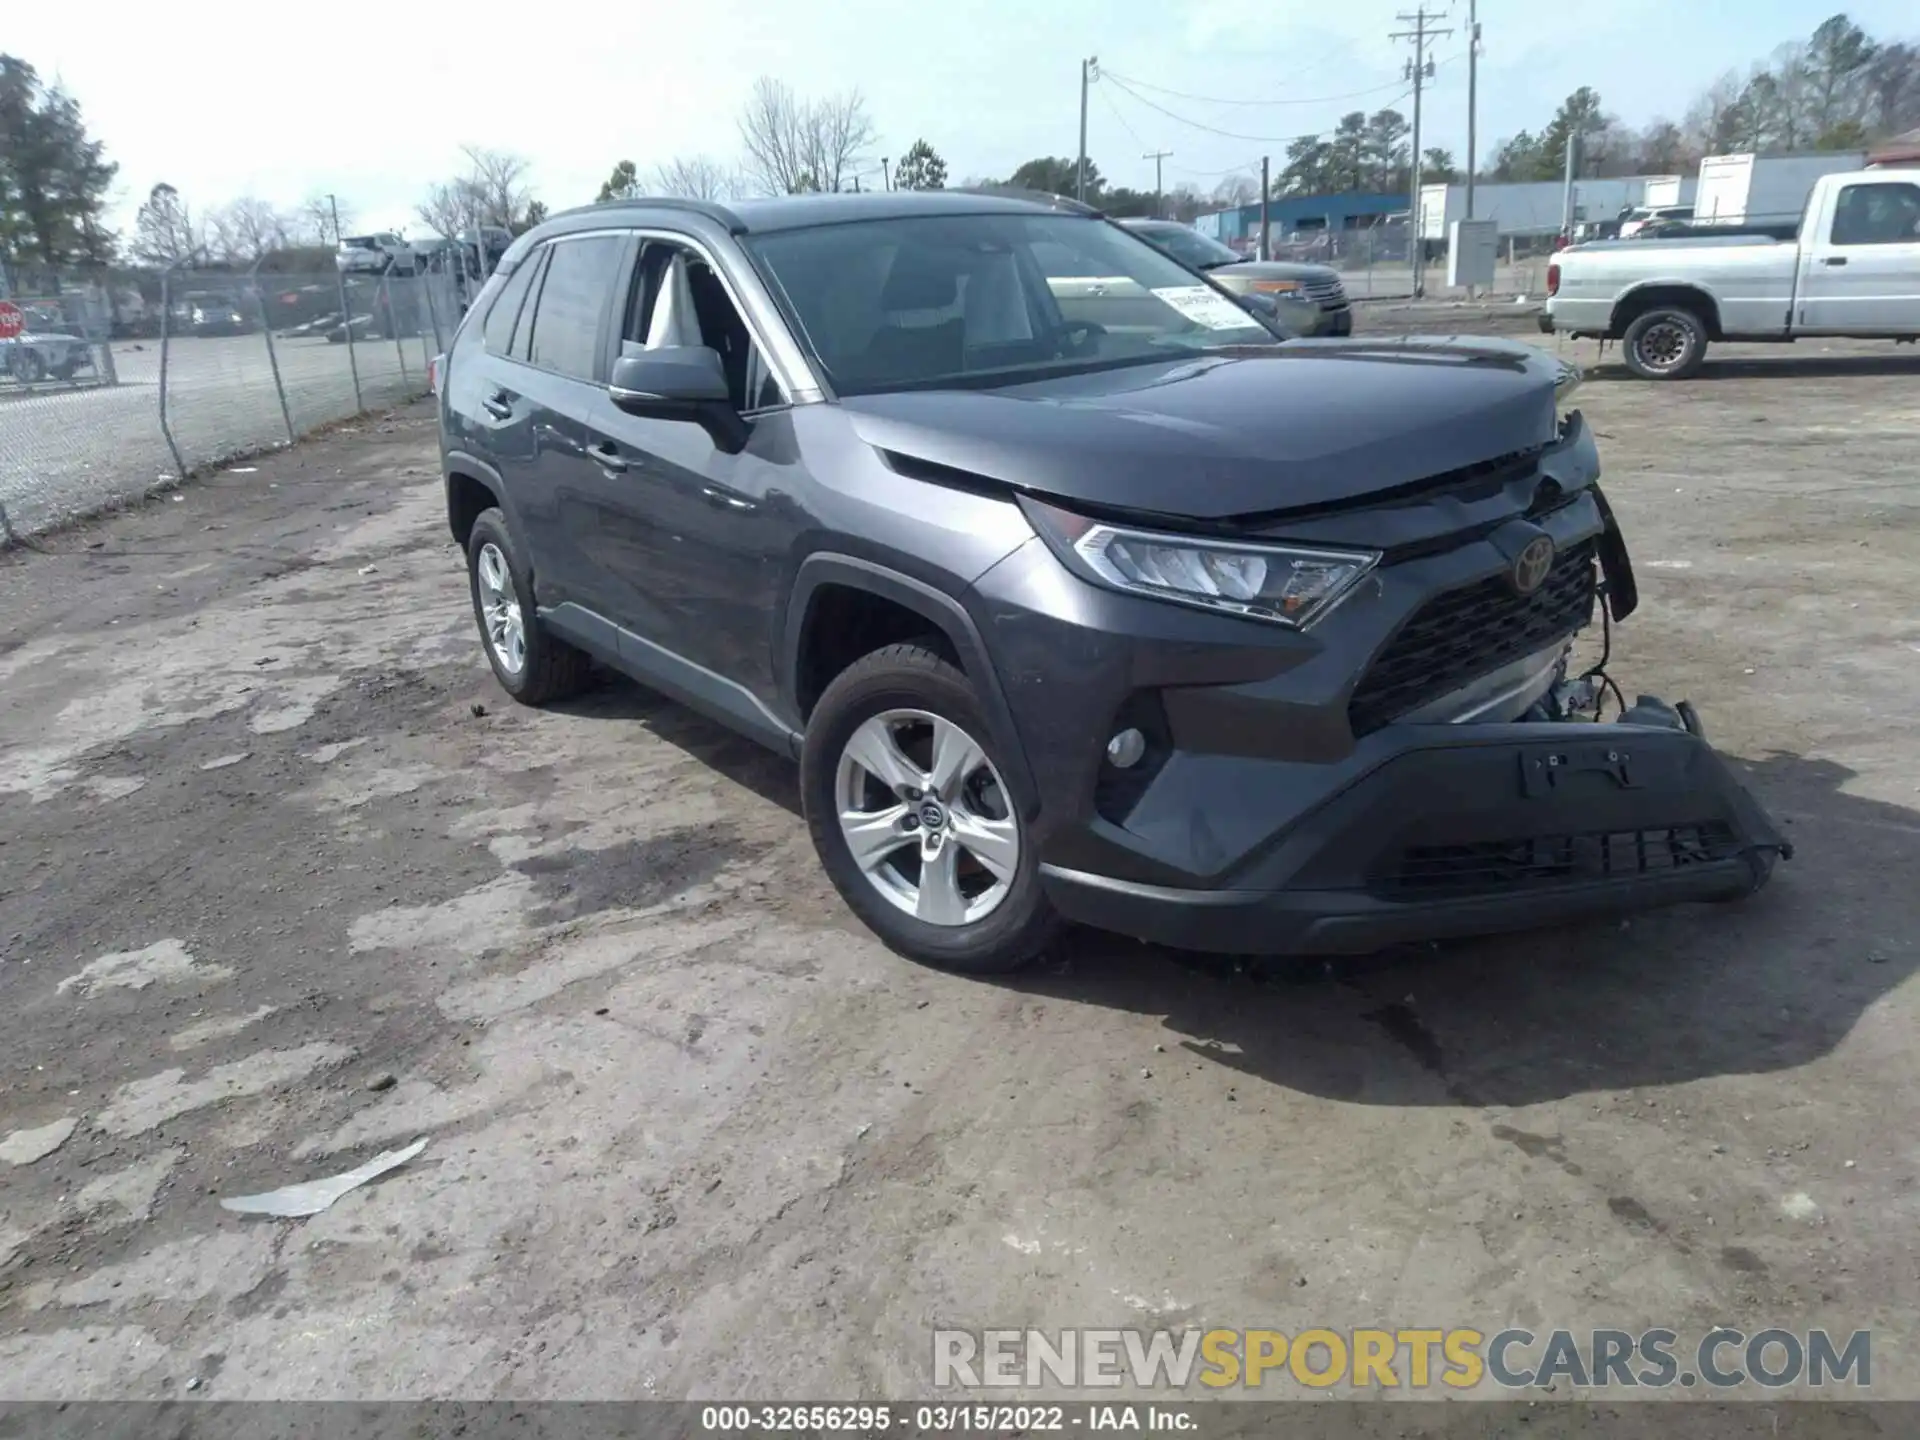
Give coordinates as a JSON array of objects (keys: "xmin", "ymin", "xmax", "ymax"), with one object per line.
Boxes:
[
  {"xmin": 609, "ymin": 346, "xmax": 731, "ymax": 417},
  {"xmin": 608, "ymin": 345, "xmax": 749, "ymax": 451}
]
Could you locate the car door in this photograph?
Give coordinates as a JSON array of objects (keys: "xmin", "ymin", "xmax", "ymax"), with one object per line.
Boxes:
[
  {"xmin": 502, "ymin": 231, "xmax": 639, "ymax": 633},
  {"xmin": 1797, "ymin": 180, "xmax": 1920, "ymax": 333},
  {"xmin": 454, "ymin": 245, "xmax": 548, "ymax": 549},
  {"xmin": 572, "ymin": 234, "xmax": 800, "ymax": 723}
]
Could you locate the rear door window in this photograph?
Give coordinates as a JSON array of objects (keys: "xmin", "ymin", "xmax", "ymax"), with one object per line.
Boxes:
[
  {"xmin": 481, "ymin": 249, "xmax": 544, "ymax": 359},
  {"xmin": 524, "ymin": 235, "xmax": 627, "ymax": 381}
]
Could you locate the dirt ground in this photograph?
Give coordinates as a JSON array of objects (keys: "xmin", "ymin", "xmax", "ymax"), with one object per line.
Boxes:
[{"xmin": 2, "ymin": 317, "xmax": 1918, "ymax": 1404}]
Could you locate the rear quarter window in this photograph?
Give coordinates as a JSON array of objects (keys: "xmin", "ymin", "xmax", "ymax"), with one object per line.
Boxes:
[{"xmin": 481, "ymin": 251, "xmax": 545, "ymax": 358}]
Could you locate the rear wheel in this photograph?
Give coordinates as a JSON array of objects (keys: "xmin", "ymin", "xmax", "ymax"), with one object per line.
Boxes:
[
  {"xmin": 1621, "ymin": 306, "xmax": 1708, "ymax": 380},
  {"xmin": 465, "ymin": 508, "xmax": 591, "ymax": 705},
  {"xmin": 802, "ymin": 643, "xmax": 1058, "ymax": 973}
]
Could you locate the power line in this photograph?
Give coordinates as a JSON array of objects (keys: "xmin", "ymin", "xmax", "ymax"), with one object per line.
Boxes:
[
  {"xmin": 1095, "ymin": 66, "xmax": 1421, "ymax": 109},
  {"xmin": 1100, "ymin": 70, "xmax": 1415, "ymax": 145},
  {"xmin": 1097, "ymin": 80, "xmax": 1154, "ymax": 152},
  {"xmin": 1165, "ymin": 155, "xmax": 1265, "ymax": 179}
]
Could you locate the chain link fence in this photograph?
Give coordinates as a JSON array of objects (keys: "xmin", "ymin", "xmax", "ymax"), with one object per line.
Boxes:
[
  {"xmin": 1, "ymin": 258, "xmax": 472, "ymax": 544},
  {"xmin": 1226, "ymin": 219, "xmax": 1553, "ymax": 301}
]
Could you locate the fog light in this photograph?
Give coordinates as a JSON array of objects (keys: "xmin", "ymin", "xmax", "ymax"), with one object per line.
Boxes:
[{"xmin": 1106, "ymin": 728, "xmax": 1146, "ymax": 769}]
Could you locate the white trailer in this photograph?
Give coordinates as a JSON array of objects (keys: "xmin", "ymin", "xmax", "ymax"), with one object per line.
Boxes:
[
  {"xmin": 1693, "ymin": 152, "xmax": 1869, "ymax": 226},
  {"xmin": 1641, "ymin": 175, "xmax": 1684, "ymax": 207}
]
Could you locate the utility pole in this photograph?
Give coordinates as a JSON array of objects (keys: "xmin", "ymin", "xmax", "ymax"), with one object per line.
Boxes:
[
  {"xmin": 1143, "ymin": 150, "xmax": 1172, "ymax": 217},
  {"xmin": 1465, "ymin": 0, "xmax": 1480, "ymax": 219},
  {"xmin": 1392, "ymin": 8, "xmax": 1450, "ymax": 298},
  {"xmin": 881, "ymin": 158, "xmax": 892, "ymax": 191},
  {"xmin": 1561, "ymin": 131, "xmax": 1580, "ymax": 236},
  {"xmin": 1260, "ymin": 156, "xmax": 1271, "ymax": 261},
  {"xmin": 1077, "ymin": 57, "xmax": 1099, "ymax": 201}
]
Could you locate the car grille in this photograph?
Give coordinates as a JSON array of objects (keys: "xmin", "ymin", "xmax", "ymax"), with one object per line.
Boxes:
[
  {"xmin": 1374, "ymin": 822, "xmax": 1742, "ymax": 901},
  {"xmin": 1348, "ymin": 538, "xmax": 1598, "ymax": 736},
  {"xmin": 1302, "ymin": 276, "xmax": 1348, "ymax": 311}
]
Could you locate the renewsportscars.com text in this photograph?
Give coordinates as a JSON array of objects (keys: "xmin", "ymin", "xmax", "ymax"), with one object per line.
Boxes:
[{"xmin": 933, "ymin": 1326, "xmax": 1871, "ymax": 1392}]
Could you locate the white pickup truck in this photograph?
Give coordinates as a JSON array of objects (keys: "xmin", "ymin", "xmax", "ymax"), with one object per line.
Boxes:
[{"xmin": 1541, "ymin": 166, "xmax": 1920, "ymax": 378}]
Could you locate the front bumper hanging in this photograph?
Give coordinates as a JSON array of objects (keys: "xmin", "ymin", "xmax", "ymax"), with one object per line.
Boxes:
[{"xmin": 1039, "ymin": 698, "xmax": 1790, "ymax": 957}]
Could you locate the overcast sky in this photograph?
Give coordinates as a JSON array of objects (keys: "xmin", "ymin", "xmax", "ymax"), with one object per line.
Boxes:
[{"xmin": 12, "ymin": 0, "xmax": 1915, "ymax": 238}]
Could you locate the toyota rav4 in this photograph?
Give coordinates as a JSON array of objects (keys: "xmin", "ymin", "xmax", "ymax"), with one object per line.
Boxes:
[{"xmin": 435, "ymin": 189, "xmax": 1788, "ymax": 973}]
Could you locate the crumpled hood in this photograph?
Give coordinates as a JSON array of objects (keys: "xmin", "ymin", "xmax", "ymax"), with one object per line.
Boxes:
[{"xmin": 840, "ymin": 335, "xmax": 1563, "ymax": 521}]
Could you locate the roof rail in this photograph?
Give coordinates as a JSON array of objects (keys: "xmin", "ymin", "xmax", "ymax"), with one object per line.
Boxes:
[
  {"xmin": 547, "ymin": 196, "xmax": 750, "ymax": 234},
  {"xmin": 950, "ymin": 185, "xmax": 1105, "ymax": 218}
]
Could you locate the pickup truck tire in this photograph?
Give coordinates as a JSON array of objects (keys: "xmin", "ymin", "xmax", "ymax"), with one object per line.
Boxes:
[{"xmin": 1621, "ymin": 306, "xmax": 1708, "ymax": 380}]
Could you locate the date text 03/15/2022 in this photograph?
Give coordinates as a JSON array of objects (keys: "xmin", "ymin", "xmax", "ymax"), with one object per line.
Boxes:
[{"xmin": 698, "ymin": 1404, "xmax": 1192, "ymax": 1431}]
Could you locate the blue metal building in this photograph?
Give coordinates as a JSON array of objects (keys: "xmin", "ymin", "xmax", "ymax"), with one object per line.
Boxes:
[{"xmin": 1194, "ymin": 191, "xmax": 1407, "ymax": 244}]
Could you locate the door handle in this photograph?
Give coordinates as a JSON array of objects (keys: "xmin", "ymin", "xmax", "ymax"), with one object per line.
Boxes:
[
  {"xmin": 481, "ymin": 390, "xmax": 513, "ymax": 419},
  {"xmin": 588, "ymin": 440, "xmax": 628, "ymax": 473},
  {"xmin": 1820, "ymin": 256, "xmax": 1848, "ymax": 266},
  {"xmin": 700, "ymin": 486, "xmax": 752, "ymax": 512}
]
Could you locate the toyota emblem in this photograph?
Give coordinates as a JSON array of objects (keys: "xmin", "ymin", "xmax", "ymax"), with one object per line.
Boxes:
[{"xmin": 1511, "ymin": 535, "xmax": 1556, "ymax": 596}]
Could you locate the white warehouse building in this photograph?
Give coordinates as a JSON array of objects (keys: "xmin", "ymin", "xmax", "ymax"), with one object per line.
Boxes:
[{"xmin": 1414, "ymin": 151, "xmax": 1869, "ymax": 240}]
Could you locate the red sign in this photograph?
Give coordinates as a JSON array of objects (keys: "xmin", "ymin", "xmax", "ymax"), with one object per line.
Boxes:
[{"xmin": 0, "ymin": 302, "xmax": 23, "ymax": 340}]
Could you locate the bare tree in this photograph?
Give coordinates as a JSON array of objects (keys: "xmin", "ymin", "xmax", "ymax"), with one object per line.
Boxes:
[
  {"xmin": 208, "ymin": 196, "xmax": 291, "ymax": 263},
  {"xmin": 300, "ymin": 194, "xmax": 352, "ymax": 247},
  {"xmin": 1211, "ymin": 172, "xmax": 1259, "ymax": 207},
  {"xmin": 416, "ymin": 145, "xmax": 539, "ymax": 238},
  {"xmin": 131, "ymin": 183, "xmax": 203, "ymax": 266},
  {"xmin": 462, "ymin": 145, "xmax": 536, "ymax": 228},
  {"xmin": 805, "ymin": 89, "xmax": 877, "ymax": 194},
  {"xmin": 1865, "ymin": 42, "xmax": 1920, "ymax": 136},
  {"xmin": 737, "ymin": 76, "xmax": 876, "ymax": 195},
  {"xmin": 416, "ymin": 178, "xmax": 484, "ymax": 240},
  {"xmin": 654, "ymin": 155, "xmax": 738, "ymax": 201}
]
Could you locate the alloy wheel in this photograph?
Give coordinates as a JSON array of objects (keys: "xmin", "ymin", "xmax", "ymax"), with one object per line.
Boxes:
[
  {"xmin": 475, "ymin": 541, "xmax": 526, "ymax": 676},
  {"xmin": 834, "ymin": 709, "xmax": 1020, "ymax": 927}
]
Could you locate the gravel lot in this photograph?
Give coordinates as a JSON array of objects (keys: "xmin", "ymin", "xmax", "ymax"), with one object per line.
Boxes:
[
  {"xmin": 0, "ymin": 331, "xmax": 435, "ymax": 539},
  {"xmin": 2, "ymin": 313, "xmax": 1918, "ymax": 1405}
]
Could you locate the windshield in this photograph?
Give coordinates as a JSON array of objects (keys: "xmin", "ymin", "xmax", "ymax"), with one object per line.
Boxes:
[
  {"xmin": 745, "ymin": 212, "xmax": 1279, "ymax": 396},
  {"xmin": 1130, "ymin": 223, "xmax": 1242, "ymax": 270}
]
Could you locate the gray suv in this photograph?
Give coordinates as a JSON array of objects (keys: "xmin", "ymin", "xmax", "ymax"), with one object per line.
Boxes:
[
  {"xmin": 1121, "ymin": 218, "xmax": 1351, "ymax": 336},
  {"xmin": 436, "ymin": 189, "xmax": 1786, "ymax": 973}
]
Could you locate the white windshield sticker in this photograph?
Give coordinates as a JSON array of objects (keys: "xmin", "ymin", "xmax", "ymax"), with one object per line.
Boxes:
[{"xmin": 1150, "ymin": 285, "xmax": 1252, "ymax": 330}]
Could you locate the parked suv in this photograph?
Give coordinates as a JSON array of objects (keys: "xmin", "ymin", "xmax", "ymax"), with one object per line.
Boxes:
[
  {"xmin": 437, "ymin": 190, "xmax": 1787, "ymax": 973},
  {"xmin": 1120, "ymin": 218, "xmax": 1352, "ymax": 336},
  {"xmin": 336, "ymin": 232, "xmax": 417, "ymax": 276}
]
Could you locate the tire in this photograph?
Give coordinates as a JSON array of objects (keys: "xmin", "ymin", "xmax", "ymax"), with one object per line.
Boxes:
[
  {"xmin": 13, "ymin": 349, "xmax": 46, "ymax": 383},
  {"xmin": 802, "ymin": 642, "xmax": 1059, "ymax": 974},
  {"xmin": 465, "ymin": 508, "xmax": 591, "ymax": 705},
  {"xmin": 1621, "ymin": 306, "xmax": 1708, "ymax": 380}
]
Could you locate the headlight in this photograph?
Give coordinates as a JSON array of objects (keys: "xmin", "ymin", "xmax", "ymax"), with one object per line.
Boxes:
[
  {"xmin": 1249, "ymin": 279, "xmax": 1302, "ymax": 294},
  {"xmin": 1027, "ymin": 501, "xmax": 1378, "ymax": 630}
]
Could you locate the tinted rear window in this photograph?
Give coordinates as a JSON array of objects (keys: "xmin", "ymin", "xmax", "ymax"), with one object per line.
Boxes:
[
  {"xmin": 481, "ymin": 253, "xmax": 543, "ymax": 356},
  {"xmin": 525, "ymin": 236, "xmax": 626, "ymax": 381}
]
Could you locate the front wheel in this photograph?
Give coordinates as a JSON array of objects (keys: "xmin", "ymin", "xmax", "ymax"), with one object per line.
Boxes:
[
  {"xmin": 802, "ymin": 643, "xmax": 1058, "ymax": 973},
  {"xmin": 1621, "ymin": 306, "xmax": 1708, "ymax": 380}
]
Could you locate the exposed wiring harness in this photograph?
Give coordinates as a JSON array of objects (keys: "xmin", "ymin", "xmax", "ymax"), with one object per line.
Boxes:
[{"xmin": 1581, "ymin": 578, "xmax": 1628, "ymax": 721}]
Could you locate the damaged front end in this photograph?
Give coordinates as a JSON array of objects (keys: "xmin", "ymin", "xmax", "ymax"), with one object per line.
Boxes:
[{"xmin": 1011, "ymin": 402, "xmax": 1791, "ymax": 957}]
